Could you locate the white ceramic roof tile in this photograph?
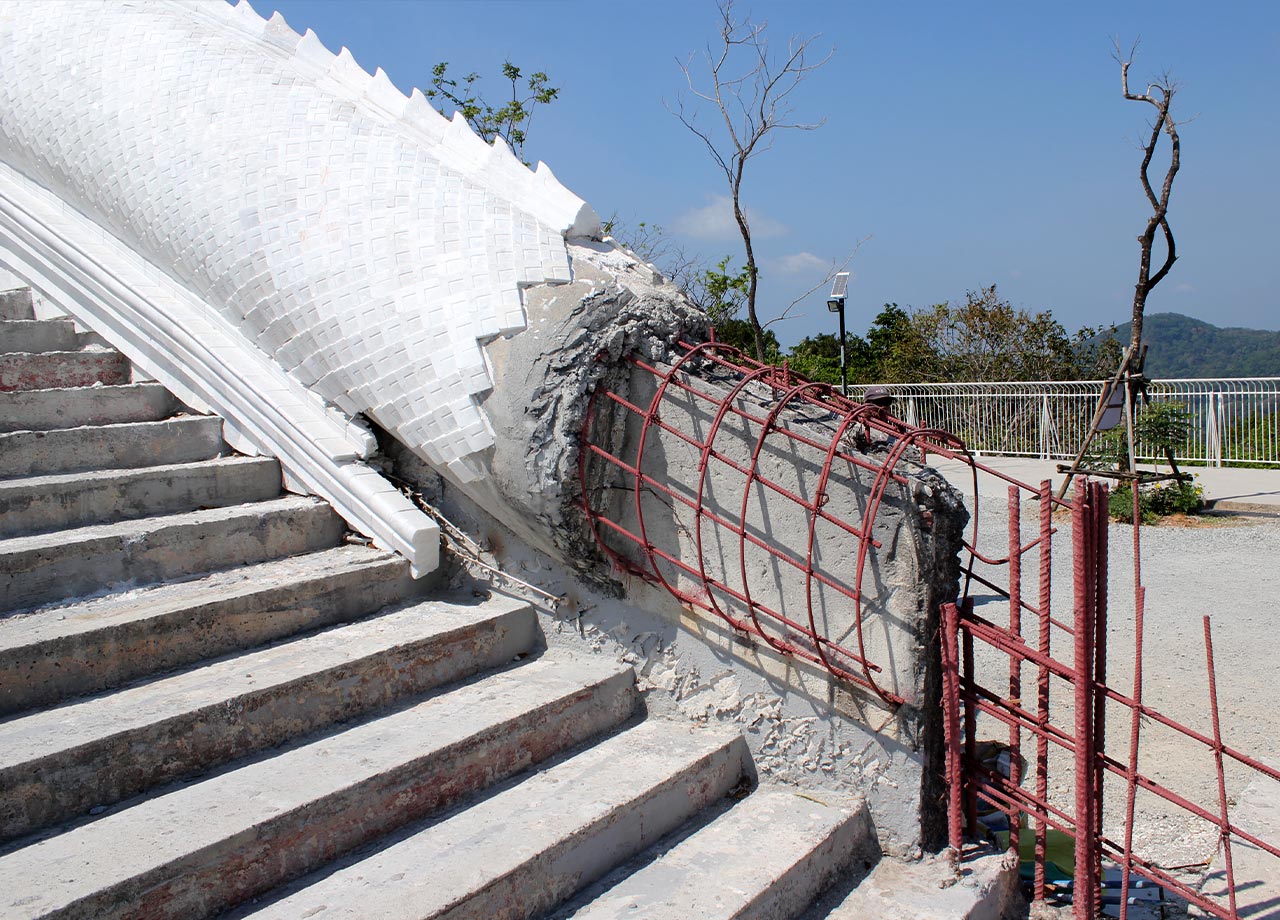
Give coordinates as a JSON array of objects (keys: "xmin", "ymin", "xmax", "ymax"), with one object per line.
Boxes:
[{"xmin": 0, "ymin": 0, "xmax": 599, "ymax": 480}]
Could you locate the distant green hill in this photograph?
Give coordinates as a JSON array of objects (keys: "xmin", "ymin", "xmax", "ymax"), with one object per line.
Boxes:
[{"xmin": 1109, "ymin": 313, "xmax": 1280, "ymax": 378}]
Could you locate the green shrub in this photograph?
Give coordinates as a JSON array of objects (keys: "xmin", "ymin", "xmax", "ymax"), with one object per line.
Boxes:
[{"xmin": 1109, "ymin": 478, "xmax": 1204, "ymax": 524}]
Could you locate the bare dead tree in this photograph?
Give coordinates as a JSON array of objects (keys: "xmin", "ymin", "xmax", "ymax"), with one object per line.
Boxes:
[
  {"xmin": 671, "ymin": 0, "xmax": 833, "ymax": 362},
  {"xmin": 1115, "ymin": 39, "xmax": 1182, "ymax": 365},
  {"xmin": 1059, "ymin": 43, "xmax": 1185, "ymax": 495}
]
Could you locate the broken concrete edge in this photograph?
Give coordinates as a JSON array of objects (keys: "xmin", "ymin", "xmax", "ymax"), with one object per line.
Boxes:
[
  {"xmin": 403, "ymin": 444, "xmax": 965, "ymax": 855},
  {"xmin": 476, "ymin": 238, "xmax": 711, "ymax": 590}
]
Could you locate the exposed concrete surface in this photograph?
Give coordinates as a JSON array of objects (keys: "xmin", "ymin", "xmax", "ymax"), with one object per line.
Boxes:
[
  {"xmin": 0, "ymin": 287, "xmax": 34, "ymax": 321},
  {"xmin": 0, "ymin": 415, "xmax": 224, "ymax": 478},
  {"xmin": 0, "ymin": 594, "xmax": 537, "ymax": 842},
  {"xmin": 0, "ymin": 382, "xmax": 175, "ymax": 433},
  {"xmin": 0, "ymin": 455, "xmax": 282, "ymax": 537},
  {"xmin": 0, "ymin": 349, "xmax": 129, "ymax": 391},
  {"xmin": 0, "ymin": 652, "xmax": 637, "ymax": 920},
  {"xmin": 473, "ymin": 238, "xmax": 708, "ymax": 578},
  {"xmin": 0, "ymin": 545, "xmax": 420, "ymax": 715},
  {"xmin": 236, "ymin": 719, "xmax": 748, "ymax": 920},
  {"xmin": 0, "ymin": 318, "xmax": 77, "ymax": 353},
  {"xmin": 825, "ymin": 848, "xmax": 1023, "ymax": 919},
  {"xmin": 566, "ymin": 786, "xmax": 877, "ymax": 920},
  {"xmin": 0, "ymin": 494, "xmax": 345, "ymax": 612},
  {"xmin": 1196, "ymin": 774, "xmax": 1280, "ymax": 918}
]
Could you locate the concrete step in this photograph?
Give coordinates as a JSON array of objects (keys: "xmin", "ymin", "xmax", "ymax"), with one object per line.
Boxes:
[
  {"xmin": 0, "ymin": 318, "xmax": 78, "ymax": 353},
  {"xmin": 0, "ymin": 415, "xmax": 224, "ymax": 479},
  {"xmin": 0, "ymin": 349, "xmax": 130, "ymax": 392},
  {"xmin": 0, "ymin": 494, "xmax": 346, "ymax": 613},
  {"xmin": 0, "ymin": 652, "xmax": 637, "ymax": 920},
  {"xmin": 0, "ymin": 455, "xmax": 282, "ymax": 538},
  {"xmin": 236, "ymin": 718, "xmax": 749, "ymax": 920},
  {"xmin": 566, "ymin": 786, "xmax": 877, "ymax": 920},
  {"xmin": 0, "ymin": 593, "xmax": 539, "ymax": 842},
  {"xmin": 0, "ymin": 382, "xmax": 176, "ymax": 433},
  {"xmin": 0, "ymin": 289, "xmax": 34, "ymax": 321},
  {"xmin": 0, "ymin": 545, "xmax": 421, "ymax": 716},
  {"xmin": 823, "ymin": 848, "xmax": 1019, "ymax": 920}
]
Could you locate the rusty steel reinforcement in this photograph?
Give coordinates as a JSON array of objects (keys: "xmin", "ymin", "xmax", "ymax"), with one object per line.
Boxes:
[{"xmin": 577, "ymin": 339, "xmax": 1278, "ymax": 919}]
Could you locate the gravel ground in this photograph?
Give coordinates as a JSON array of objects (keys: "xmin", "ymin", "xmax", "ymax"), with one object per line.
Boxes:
[{"xmin": 958, "ymin": 494, "xmax": 1280, "ymax": 913}]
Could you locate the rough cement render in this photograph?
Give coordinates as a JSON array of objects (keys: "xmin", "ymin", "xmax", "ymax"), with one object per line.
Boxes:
[
  {"xmin": 375, "ymin": 236, "xmax": 969, "ymax": 853},
  {"xmin": 462, "ymin": 238, "xmax": 708, "ymax": 576}
]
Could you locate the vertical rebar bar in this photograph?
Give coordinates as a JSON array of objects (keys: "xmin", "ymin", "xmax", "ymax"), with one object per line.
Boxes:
[
  {"xmin": 1204, "ymin": 616, "xmax": 1239, "ymax": 920},
  {"xmin": 1007, "ymin": 486, "xmax": 1023, "ymax": 856},
  {"xmin": 941, "ymin": 601, "xmax": 965, "ymax": 852},
  {"xmin": 963, "ymin": 596, "xmax": 978, "ymax": 836},
  {"xmin": 1072, "ymin": 479, "xmax": 1099, "ymax": 920},
  {"xmin": 1034, "ymin": 479, "xmax": 1054, "ymax": 902},
  {"xmin": 1092, "ymin": 482, "xmax": 1110, "ymax": 850}
]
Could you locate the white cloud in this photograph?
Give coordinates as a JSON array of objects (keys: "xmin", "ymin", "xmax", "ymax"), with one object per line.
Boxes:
[
  {"xmin": 671, "ymin": 194, "xmax": 788, "ymax": 241},
  {"xmin": 774, "ymin": 251, "xmax": 831, "ymax": 276},
  {"xmin": 1175, "ymin": 282, "xmax": 1194, "ymax": 293},
  {"xmin": 1008, "ymin": 269, "xmax": 1023, "ymax": 279}
]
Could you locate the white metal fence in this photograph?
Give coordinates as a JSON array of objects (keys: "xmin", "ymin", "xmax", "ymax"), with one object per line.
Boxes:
[{"xmin": 857, "ymin": 378, "xmax": 1280, "ymax": 466}]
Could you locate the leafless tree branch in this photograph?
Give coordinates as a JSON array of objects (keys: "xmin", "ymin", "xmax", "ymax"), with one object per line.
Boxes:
[
  {"xmin": 667, "ymin": 0, "xmax": 834, "ymax": 361},
  {"xmin": 763, "ymin": 236, "xmax": 871, "ymax": 330},
  {"xmin": 1113, "ymin": 38, "xmax": 1181, "ymax": 368}
]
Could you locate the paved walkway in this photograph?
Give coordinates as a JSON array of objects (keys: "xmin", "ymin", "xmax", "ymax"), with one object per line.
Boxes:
[{"xmin": 926, "ymin": 454, "xmax": 1280, "ymax": 513}]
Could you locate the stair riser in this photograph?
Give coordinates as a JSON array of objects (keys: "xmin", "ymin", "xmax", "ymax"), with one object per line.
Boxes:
[
  {"xmin": 0, "ymin": 555, "xmax": 419, "ymax": 716},
  {"xmin": 0, "ymin": 502, "xmax": 346, "ymax": 613},
  {"xmin": 0, "ymin": 384, "xmax": 175, "ymax": 433},
  {"xmin": 0, "ymin": 351, "xmax": 129, "ymax": 392},
  {"xmin": 0, "ymin": 416, "xmax": 223, "ymax": 478},
  {"xmin": 734, "ymin": 809, "xmax": 877, "ymax": 920},
  {"xmin": 0, "ymin": 459, "xmax": 282, "ymax": 539},
  {"xmin": 42, "ymin": 669, "xmax": 637, "ymax": 920},
  {"xmin": 0, "ymin": 290, "xmax": 34, "ymax": 322},
  {"xmin": 0, "ymin": 320, "xmax": 78, "ymax": 353},
  {"xmin": 439, "ymin": 738, "xmax": 750, "ymax": 920},
  {"xmin": 0, "ymin": 605, "xmax": 540, "ymax": 841}
]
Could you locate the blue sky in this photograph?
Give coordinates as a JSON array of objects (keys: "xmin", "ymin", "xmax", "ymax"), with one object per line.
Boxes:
[{"xmin": 262, "ymin": 0, "xmax": 1280, "ymax": 345}]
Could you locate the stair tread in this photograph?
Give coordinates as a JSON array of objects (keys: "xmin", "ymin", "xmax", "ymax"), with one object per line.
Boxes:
[
  {"xmin": 0, "ymin": 544, "xmax": 400, "ymax": 652},
  {"xmin": 568, "ymin": 786, "xmax": 869, "ymax": 920},
  {"xmin": 0, "ymin": 593, "xmax": 532, "ymax": 766},
  {"xmin": 0, "ymin": 414, "xmax": 223, "ymax": 479},
  {"xmin": 239, "ymin": 718, "xmax": 747, "ymax": 920},
  {"xmin": 0, "ymin": 453, "xmax": 275, "ymax": 495},
  {"xmin": 0, "ymin": 652, "xmax": 635, "ymax": 919},
  {"xmin": 0, "ymin": 382, "xmax": 174, "ymax": 433},
  {"xmin": 0, "ymin": 492, "xmax": 327, "ymax": 556}
]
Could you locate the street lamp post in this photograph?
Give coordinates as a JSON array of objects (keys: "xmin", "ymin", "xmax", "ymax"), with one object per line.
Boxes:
[{"xmin": 827, "ymin": 272, "xmax": 849, "ymax": 397}]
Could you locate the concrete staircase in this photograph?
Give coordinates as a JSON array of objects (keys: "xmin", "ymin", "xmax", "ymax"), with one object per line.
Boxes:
[{"xmin": 0, "ymin": 287, "xmax": 891, "ymax": 920}]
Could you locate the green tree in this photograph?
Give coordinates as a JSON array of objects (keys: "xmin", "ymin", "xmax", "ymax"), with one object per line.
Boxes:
[
  {"xmin": 905, "ymin": 286, "xmax": 1118, "ymax": 382},
  {"xmin": 425, "ymin": 61, "xmax": 558, "ymax": 165}
]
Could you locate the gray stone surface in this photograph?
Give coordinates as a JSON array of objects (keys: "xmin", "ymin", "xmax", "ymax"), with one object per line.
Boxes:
[
  {"xmin": 0, "ymin": 349, "xmax": 129, "ymax": 391},
  {"xmin": 0, "ymin": 318, "xmax": 77, "ymax": 353},
  {"xmin": 0, "ymin": 288, "xmax": 34, "ymax": 321},
  {"xmin": 0, "ymin": 593, "xmax": 538, "ymax": 841},
  {"xmin": 0, "ymin": 381, "xmax": 175, "ymax": 433},
  {"xmin": 0, "ymin": 652, "xmax": 637, "ymax": 920},
  {"xmin": 0, "ymin": 494, "xmax": 345, "ymax": 611},
  {"xmin": 473, "ymin": 239, "xmax": 708, "ymax": 577},
  {"xmin": 0, "ymin": 545, "xmax": 420, "ymax": 715},
  {"xmin": 0, "ymin": 455, "xmax": 281, "ymax": 537},
  {"xmin": 237, "ymin": 719, "xmax": 748, "ymax": 920},
  {"xmin": 0, "ymin": 415, "xmax": 224, "ymax": 478},
  {"xmin": 825, "ymin": 848, "xmax": 1022, "ymax": 920},
  {"xmin": 568, "ymin": 785, "xmax": 877, "ymax": 920}
]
